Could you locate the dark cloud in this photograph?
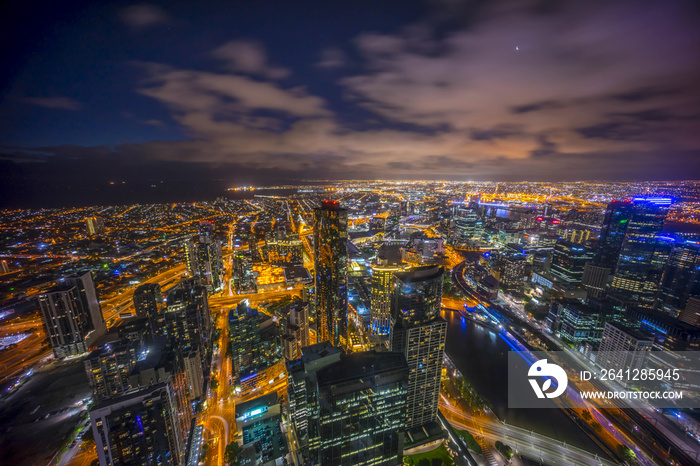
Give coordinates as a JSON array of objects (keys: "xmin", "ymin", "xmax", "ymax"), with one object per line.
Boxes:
[
  {"xmin": 530, "ymin": 135, "xmax": 559, "ymax": 157},
  {"xmin": 511, "ymin": 100, "xmax": 563, "ymax": 114},
  {"xmin": 609, "ymin": 86, "xmax": 682, "ymax": 103},
  {"xmin": 120, "ymin": 4, "xmax": 171, "ymax": 30},
  {"xmin": 470, "ymin": 126, "xmax": 521, "ymax": 141},
  {"xmin": 1, "ymin": 0, "xmax": 700, "ymax": 208},
  {"xmin": 20, "ymin": 97, "xmax": 82, "ymax": 110}
]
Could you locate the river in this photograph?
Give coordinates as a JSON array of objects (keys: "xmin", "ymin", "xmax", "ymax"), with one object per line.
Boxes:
[{"xmin": 441, "ymin": 309, "xmax": 607, "ymax": 455}]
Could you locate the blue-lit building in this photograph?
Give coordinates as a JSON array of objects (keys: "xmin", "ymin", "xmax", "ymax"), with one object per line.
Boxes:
[
  {"xmin": 235, "ymin": 393, "xmax": 288, "ymax": 466},
  {"xmin": 550, "ymin": 240, "xmax": 594, "ymax": 286},
  {"xmin": 628, "ymin": 307, "xmax": 700, "ymax": 351},
  {"xmin": 656, "ymin": 241, "xmax": 700, "ymax": 316}
]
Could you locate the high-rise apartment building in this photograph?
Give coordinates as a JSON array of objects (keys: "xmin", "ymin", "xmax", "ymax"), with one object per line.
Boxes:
[
  {"xmin": 450, "ymin": 206, "xmax": 482, "ymax": 243},
  {"xmin": 390, "ymin": 265, "xmax": 446, "ymax": 429},
  {"xmin": 185, "ymin": 233, "xmax": 223, "ymax": 294},
  {"xmin": 39, "ymin": 272, "xmax": 106, "ymax": 358},
  {"xmin": 86, "ymin": 216, "xmax": 106, "ymax": 236},
  {"xmin": 133, "ymin": 283, "xmax": 163, "ymax": 319},
  {"xmin": 161, "ymin": 279, "xmax": 212, "ymax": 371},
  {"xmin": 90, "ymin": 382, "xmax": 184, "ymax": 466},
  {"xmin": 275, "ymin": 300, "xmax": 309, "ymax": 360},
  {"xmin": 370, "ymin": 245, "xmax": 404, "ymax": 335},
  {"xmin": 313, "ymin": 201, "xmax": 348, "ymax": 348},
  {"xmin": 84, "ymin": 340, "xmax": 140, "ymax": 401},
  {"xmin": 229, "ymin": 302, "xmax": 263, "ymax": 374}
]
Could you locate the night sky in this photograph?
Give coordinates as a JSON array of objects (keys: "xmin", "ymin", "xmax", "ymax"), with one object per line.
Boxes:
[{"xmin": 1, "ymin": 0, "xmax": 700, "ymax": 207}]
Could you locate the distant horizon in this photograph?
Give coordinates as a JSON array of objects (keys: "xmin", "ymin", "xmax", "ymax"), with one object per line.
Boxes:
[{"xmin": 2, "ymin": 178, "xmax": 699, "ymax": 211}]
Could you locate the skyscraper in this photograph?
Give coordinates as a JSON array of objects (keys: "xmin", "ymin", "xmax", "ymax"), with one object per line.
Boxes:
[
  {"xmin": 184, "ymin": 233, "xmax": 223, "ymax": 294},
  {"xmin": 594, "ymin": 200, "xmax": 635, "ymax": 272},
  {"xmin": 161, "ymin": 279, "xmax": 212, "ymax": 370},
  {"xmin": 390, "ymin": 265, "xmax": 446, "ymax": 429},
  {"xmin": 597, "ymin": 322, "xmax": 653, "ymax": 376},
  {"xmin": 315, "ymin": 351, "xmax": 409, "ymax": 466},
  {"xmin": 86, "ymin": 216, "xmax": 106, "ymax": 236},
  {"xmin": 450, "ymin": 206, "xmax": 482, "ymax": 244},
  {"xmin": 593, "ymin": 197, "xmax": 670, "ymax": 271},
  {"xmin": 276, "ymin": 300, "xmax": 309, "ymax": 360},
  {"xmin": 313, "ymin": 201, "xmax": 348, "ymax": 348},
  {"xmin": 656, "ymin": 241, "xmax": 700, "ymax": 316},
  {"xmin": 84, "ymin": 340, "xmax": 140, "ymax": 401},
  {"xmin": 370, "ymin": 245, "xmax": 404, "ymax": 335},
  {"xmin": 611, "ymin": 236, "xmax": 673, "ymax": 306},
  {"xmin": 90, "ymin": 382, "xmax": 184, "ymax": 466},
  {"xmin": 38, "ymin": 272, "xmax": 106, "ymax": 358},
  {"xmin": 133, "ymin": 283, "xmax": 163, "ymax": 319},
  {"xmin": 550, "ymin": 240, "xmax": 594, "ymax": 286},
  {"xmin": 229, "ymin": 302, "xmax": 263, "ymax": 374},
  {"xmin": 287, "ymin": 341, "xmax": 343, "ymax": 459}
]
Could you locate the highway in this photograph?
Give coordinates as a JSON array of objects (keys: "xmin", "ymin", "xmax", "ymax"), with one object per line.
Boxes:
[
  {"xmin": 448, "ymin": 259, "xmax": 663, "ymax": 465},
  {"xmin": 440, "ymin": 400, "xmax": 616, "ymax": 466}
]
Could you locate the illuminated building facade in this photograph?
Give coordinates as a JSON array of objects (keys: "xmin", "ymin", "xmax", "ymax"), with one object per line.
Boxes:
[
  {"xmin": 313, "ymin": 201, "xmax": 348, "ymax": 348},
  {"xmin": 86, "ymin": 216, "xmax": 106, "ymax": 236},
  {"xmin": 611, "ymin": 236, "xmax": 673, "ymax": 306},
  {"xmin": 597, "ymin": 322, "xmax": 653, "ymax": 385},
  {"xmin": 550, "ymin": 240, "xmax": 594, "ymax": 286},
  {"xmin": 133, "ymin": 283, "xmax": 163, "ymax": 320},
  {"xmin": 229, "ymin": 302, "xmax": 262, "ymax": 374},
  {"xmin": 315, "ymin": 351, "xmax": 409, "ymax": 466},
  {"xmin": 286, "ymin": 342, "xmax": 342, "ymax": 460},
  {"xmin": 162, "ymin": 282, "xmax": 211, "ymax": 364},
  {"xmin": 594, "ymin": 200, "xmax": 635, "ymax": 272},
  {"xmin": 84, "ymin": 340, "xmax": 140, "ymax": 401},
  {"xmin": 90, "ymin": 382, "xmax": 184, "ymax": 466},
  {"xmin": 370, "ymin": 246, "xmax": 404, "ymax": 335},
  {"xmin": 184, "ymin": 233, "xmax": 223, "ymax": 294},
  {"xmin": 656, "ymin": 241, "xmax": 700, "ymax": 316},
  {"xmin": 38, "ymin": 272, "xmax": 107, "ymax": 358},
  {"xmin": 390, "ymin": 266, "xmax": 446, "ymax": 429}
]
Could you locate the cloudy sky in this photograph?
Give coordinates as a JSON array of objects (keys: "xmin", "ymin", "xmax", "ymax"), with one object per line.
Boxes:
[{"xmin": 1, "ymin": 0, "xmax": 699, "ymax": 206}]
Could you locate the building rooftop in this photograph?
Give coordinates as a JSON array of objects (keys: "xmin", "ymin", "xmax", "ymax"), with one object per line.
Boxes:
[
  {"xmin": 316, "ymin": 351, "xmax": 408, "ymax": 387},
  {"xmin": 394, "ymin": 265, "xmax": 443, "ymax": 283},
  {"xmin": 236, "ymin": 392, "xmax": 279, "ymax": 421},
  {"xmin": 604, "ymin": 321, "xmax": 654, "ymax": 342}
]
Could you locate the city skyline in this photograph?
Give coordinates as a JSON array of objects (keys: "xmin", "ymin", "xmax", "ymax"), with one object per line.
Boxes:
[
  {"xmin": 2, "ymin": 1, "xmax": 700, "ymax": 465},
  {"xmin": 2, "ymin": 187, "xmax": 700, "ymax": 465},
  {"xmin": 2, "ymin": 0, "xmax": 700, "ymax": 207}
]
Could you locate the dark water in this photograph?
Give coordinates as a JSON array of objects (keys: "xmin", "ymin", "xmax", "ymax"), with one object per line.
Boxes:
[{"xmin": 442, "ymin": 309, "xmax": 606, "ymax": 454}]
